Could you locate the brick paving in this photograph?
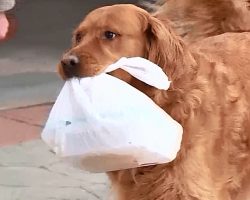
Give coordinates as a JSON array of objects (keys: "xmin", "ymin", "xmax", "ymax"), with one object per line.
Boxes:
[{"xmin": 0, "ymin": 104, "xmax": 52, "ymax": 146}]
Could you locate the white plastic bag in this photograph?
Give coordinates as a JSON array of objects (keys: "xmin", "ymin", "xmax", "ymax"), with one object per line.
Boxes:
[{"xmin": 41, "ymin": 57, "xmax": 183, "ymax": 172}]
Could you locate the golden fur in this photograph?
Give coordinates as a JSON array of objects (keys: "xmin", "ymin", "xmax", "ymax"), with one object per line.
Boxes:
[
  {"xmin": 148, "ymin": 0, "xmax": 250, "ymax": 44},
  {"xmin": 58, "ymin": 4, "xmax": 250, "ymax": 200}
]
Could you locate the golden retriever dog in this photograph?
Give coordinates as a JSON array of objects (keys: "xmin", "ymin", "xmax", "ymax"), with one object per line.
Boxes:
[
  {"xmin": 147, "ymin": 0, "xmax": 250, "ymax": 44},
  {"xmin": 58, "ymin": 4, "xmax": 250, "ymax": 200}
]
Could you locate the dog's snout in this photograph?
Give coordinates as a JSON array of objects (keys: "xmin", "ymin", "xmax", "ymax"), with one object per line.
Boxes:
[
  {"xmin": 61, "ymin": 55, "xmax": 79, "ymax": 69},
  {"xmin": 61, "ymin": 54, "xmax": 79, "ymax": 78}
]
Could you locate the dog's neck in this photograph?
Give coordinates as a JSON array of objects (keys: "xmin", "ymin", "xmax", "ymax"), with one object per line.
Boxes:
[
  {"xmin": 129, "ymin": 60, "xmax": 198, "ymax": 127},
  {"xmin": 151, "ymin": 50, "xmax": 199, "ymax": 122},
  {"xmin": 108, "ymin": 53, "xmax": 206, "ymax": 199}
]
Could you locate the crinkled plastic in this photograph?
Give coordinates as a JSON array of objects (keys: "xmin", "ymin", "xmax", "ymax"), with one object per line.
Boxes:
[{"xmin": 41, "ymin": 57, "xmax": 183, "ymax": 172}]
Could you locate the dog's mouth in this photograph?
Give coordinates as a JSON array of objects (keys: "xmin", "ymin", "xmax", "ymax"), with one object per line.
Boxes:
[
  {"xmin": 59, "ymin": 62, "xmax": 108, "ymax": 80},
  {"xmin": 62, "ymin": 67, "xmax": 78, "ymax": 79},
  {"xmin": 59, "ymin": 64, "xmax": 79, "ymax": 80}
]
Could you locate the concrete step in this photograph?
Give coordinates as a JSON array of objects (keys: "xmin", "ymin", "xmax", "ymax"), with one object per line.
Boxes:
[{"xmin": 0, "ymin": 72, "xmax": 63, "ymax": 110}]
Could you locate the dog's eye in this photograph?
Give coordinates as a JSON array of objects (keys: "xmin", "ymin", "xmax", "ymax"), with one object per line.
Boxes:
[
  {"xmin": 104, "ymin": 31, "xmax": 117, "ymax": 40},
  {"xmin": 75, "ymin": 33, "xmax": 82, "ymax": 43}
]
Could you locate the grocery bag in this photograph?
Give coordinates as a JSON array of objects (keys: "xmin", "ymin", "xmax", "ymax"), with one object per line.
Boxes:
[{"xmin": 41, "ymin": 57, "xmax": 183, "ymax": 172}]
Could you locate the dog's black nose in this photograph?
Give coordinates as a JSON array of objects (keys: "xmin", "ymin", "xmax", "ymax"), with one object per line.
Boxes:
[
  {"xmin": 61, "ymin": 54, "xmax": 79, "ymax": 68},
  {"xmin": 61, "ymin": 54, "xmax": 79, "ymax": 77}
]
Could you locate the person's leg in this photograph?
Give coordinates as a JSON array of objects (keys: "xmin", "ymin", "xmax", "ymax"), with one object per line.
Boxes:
[
  {"xmin": 0, "ymin": 13, "xmax": 8, "ymax": 39},
  {"xmin": 0, "ymin": 0, "xmax": 15, "ymax": 40}
]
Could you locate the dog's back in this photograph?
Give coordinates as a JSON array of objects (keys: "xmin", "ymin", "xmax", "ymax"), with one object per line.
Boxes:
[
  {"xmin": 145, "ymin": 0, "xmax": 250, "ymax": 43},
  {"xmin": 188, "ymin": 32, "xmax": 250, "ymax": 200}
]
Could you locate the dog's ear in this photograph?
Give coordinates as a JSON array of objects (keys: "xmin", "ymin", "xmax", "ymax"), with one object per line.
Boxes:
[{"xmin": 145, "ymin": 16, "xmax": 196, "ymax": 80}]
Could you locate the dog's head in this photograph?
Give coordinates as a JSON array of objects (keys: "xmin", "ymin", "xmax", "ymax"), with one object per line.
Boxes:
[{"xmin": 58, "ymin": 4, "xmax": 194, "ymax": 87}]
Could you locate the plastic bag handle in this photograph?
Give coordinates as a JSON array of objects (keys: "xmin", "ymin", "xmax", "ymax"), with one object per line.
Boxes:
[{"xmin": 105, "ymin": 57, "xmax": 171, "ymax": 90}]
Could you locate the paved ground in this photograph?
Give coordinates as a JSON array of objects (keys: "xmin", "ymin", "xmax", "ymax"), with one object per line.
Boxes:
[
  {"xmin": 0, "ymin": 104, "xmax": 51, "ymax": 146},
  {"xmin": 0, "ymin": 104, "xmax": 109, "ymax": 200},
  {"xmin": 0, "ymin": 140, "xmax": 109, "ymax": 200}
]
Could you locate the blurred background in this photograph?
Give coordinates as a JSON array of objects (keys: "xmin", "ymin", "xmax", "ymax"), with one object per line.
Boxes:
[
  {"xmin": 0, "ymin": 0, "xmax": 138, "ymax": 109},
  {"xmin": 0, "ymin": 1, "xmax": 138, "ymax": 200}
]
